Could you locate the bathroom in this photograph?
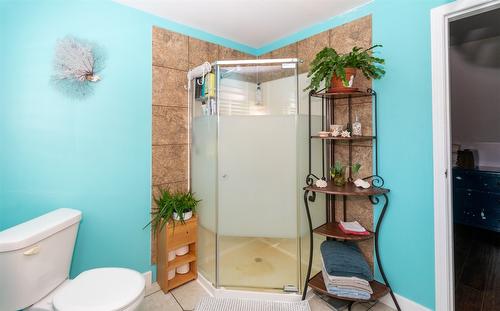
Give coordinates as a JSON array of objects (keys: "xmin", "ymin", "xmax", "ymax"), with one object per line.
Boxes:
[{"xmin": 0, "ymin": 1, "xmax": 474, "ymax": 311}]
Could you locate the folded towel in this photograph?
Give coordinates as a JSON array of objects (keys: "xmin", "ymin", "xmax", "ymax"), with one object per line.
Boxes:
[
  {"xmin": 321, "ymin": 265, "xmax": 372, "ymax": 300},
  {"xmin": 320, "ymin": 240, "xmax": 373, "ymax": 281},
  {"xmin": 326, "ymin": 286, "xmax": 371, "ymax": 300},
  {"xmin": 339, "ymin": 221, "xmax": 370, "ymax": 235},
  {"xmin": 321, "ymin": 257, "xmax": 373, "ymax": 293},
  {"xmin": 339, "ymin": 221, "xmax": 367, "ymax": 232}
]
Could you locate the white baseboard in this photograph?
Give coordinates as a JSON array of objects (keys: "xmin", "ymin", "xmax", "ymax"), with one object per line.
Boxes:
[
  {"xmin": 379, "ymin": 292, "xmax": 431, "ymax": 311},
  {"xmin": 196, "ymin": 272, "xmax": 216, "ymax": 297},
  {"xmin": 143, "ymin": 271, "xmax": 153, "ymax": 290}
]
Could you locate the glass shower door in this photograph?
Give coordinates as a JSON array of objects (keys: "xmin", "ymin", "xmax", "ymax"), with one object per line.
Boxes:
[
  {"xmin": 216, "ymin": 61, "xmax": 300, "ymax": 291},
  {"xmin": 191, "ymin": 80, "xmax": 217, "ymax": 286}
]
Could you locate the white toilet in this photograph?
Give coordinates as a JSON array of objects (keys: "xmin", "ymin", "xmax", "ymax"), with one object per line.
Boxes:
[{"xmin": 0, "ymin": 208, "xmax": 145, "ymax": 311}]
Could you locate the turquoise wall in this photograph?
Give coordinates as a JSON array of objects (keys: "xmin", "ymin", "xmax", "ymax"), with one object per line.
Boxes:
[
  {"xmin": 0, "ymin": 0, "xmax": 253, "ymax": 279},
  {"xmin": 373, "ymin": 1, "xmax": 450, "ymax": 309},
  {"xmin": 1, "ymin": 0, "xmax": 452, "ymax": 308}
]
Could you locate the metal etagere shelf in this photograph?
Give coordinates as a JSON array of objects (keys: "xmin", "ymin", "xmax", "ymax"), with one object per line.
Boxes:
[{"xmin": 301, "ymin": 88, "xmax": 400, "ymax": 311}]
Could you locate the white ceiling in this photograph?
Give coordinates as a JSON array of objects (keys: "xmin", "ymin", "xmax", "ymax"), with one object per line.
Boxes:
[{"xmin": 113, "ymin": 0, "xmax": 371, "ymax": 48}]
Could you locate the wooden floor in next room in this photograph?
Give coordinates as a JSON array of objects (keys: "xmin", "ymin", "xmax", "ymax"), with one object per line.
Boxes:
[{"xmin": 454, "ymin": 224, "xmax": 499, "ymax": 311}]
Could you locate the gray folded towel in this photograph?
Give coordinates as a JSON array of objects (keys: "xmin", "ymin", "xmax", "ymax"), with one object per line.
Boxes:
[{"xmin": 320, "ymin": 240, "xmax": 373, "ymax": 281}]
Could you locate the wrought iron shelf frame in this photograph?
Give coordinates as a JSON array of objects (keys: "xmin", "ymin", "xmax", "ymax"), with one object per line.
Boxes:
[{"xmin": 301, "ymin": 88, "xmax": 401, "ymax": 311}]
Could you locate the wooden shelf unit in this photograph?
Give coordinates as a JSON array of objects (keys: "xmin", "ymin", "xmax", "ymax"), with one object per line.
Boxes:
[
  {"xmin": 157, "ymin": 215, "xmax": 198, "ymax": 292},
  {"xmin": 302, "ymin": 89, "xmax": 401, "ymax": 310}
]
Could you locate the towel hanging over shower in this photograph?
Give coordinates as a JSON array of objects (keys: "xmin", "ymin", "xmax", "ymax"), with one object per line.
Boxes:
[{"xmin": 187, "ymin": 61, "xmax": 212, "ymax": 89}]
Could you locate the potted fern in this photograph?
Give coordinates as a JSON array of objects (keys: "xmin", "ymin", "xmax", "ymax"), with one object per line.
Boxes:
[
  {"xmin": 145, "ymin": 189, "xmax": 200, "ymax": 234},
  {"xmin": 305, "ymin": 45, "xmax": 385, "ymax": 93}
]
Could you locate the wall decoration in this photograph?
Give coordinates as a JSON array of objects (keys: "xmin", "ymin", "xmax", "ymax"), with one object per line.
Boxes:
[{"xmin": 51, "ymin": 35, "xmax": 105, "ymax": 99}]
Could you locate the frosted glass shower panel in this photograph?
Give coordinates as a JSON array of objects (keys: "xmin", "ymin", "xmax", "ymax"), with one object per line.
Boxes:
[
  {"xmin": 218, "ymin": 115, "xmax": 297, "ymax": 238},
  {"xmin": 191, "ymin": 107, "xmax": 217, "ymax": 284}
]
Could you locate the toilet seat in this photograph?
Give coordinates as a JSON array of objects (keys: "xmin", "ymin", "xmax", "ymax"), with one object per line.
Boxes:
[{"xmin": 53, "ymin": 268, "xmax": 145, "ymax": 311}]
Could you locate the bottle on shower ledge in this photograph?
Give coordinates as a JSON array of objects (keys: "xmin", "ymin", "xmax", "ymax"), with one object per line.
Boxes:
[{"xmin": 352, "ymin": 114, "xmax": 362, "ymax": 136}]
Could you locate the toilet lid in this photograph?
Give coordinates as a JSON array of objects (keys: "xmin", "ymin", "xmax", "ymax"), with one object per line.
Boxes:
[{"xmin": 53, "ymin": 268, "xmax": 145, "ymax": 311}]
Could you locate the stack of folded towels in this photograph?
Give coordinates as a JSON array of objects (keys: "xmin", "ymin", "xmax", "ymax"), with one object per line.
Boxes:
[{"xmin": 320, "ymin": 240, "xmax": 373, "ymax": 300}]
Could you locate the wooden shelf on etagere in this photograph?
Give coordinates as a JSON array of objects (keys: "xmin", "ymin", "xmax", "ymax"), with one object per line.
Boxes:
[
  {"xmin": 313, "ymin": 222, "xmax": 374, "ymax": 241},
  {"xmin": 310, "ymin": 135, "xmax": 376, "ymax": 141},
  {"xmin": 309, "ymin": 272, "xmax": 391, "ymax": 302},
  {"xmin": 301, "ymin": 89, "xmax": 401, "ymax": 311}
]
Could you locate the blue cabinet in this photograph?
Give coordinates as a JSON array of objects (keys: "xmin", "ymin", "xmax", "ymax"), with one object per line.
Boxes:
[{"xmin": 453, "ymin": 167, "xmax": 500, "ymax": 232}]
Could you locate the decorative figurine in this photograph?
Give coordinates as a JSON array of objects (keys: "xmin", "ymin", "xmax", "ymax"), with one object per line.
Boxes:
[
  {"xmin": 354, "ymin": 178, "xmax": 371, "ymax": 189},
  {"xmin": 315, "ymin": 179, "xmax": 328, "ymax": 188},
  {"xmin": 330, "ymin": 124, "xmax": 344, "ymax": 137},
  {"xmin": 352, "ymin": 114, "xmax": 362, "ymax": 136},
  {"xmin": 341, "ymin": 130, "xmax": 351, "ymax": 138}
]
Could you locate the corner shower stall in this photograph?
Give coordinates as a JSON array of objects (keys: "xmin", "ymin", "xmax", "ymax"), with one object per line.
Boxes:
[{"xmin": 189, "ymin": 59, "xmax": 326, "ymax": 294}]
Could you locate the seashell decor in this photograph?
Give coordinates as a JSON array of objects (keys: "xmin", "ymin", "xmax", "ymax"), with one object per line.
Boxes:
[
  {"xmin": 341, "ymin": 130, "xmax": 351, "ymax": 138},
  {"xmin": 315, "ymin": 179, "xmax": 328, "ymax": 188}
]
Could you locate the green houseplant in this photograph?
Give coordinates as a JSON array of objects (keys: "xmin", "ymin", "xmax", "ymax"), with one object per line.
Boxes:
[
  {"xmin": 330, "ymin": 162, "xmax": 361, "ymax": 186},
  {"xmin": 145, "ymin": 189, "xmax": 200, "ymax": 234},
  {"xmin": 305, "ymin": 45, "xmax": 385, "ymax": 93},
  {"xmin": 172, "ymin": 191, "xmax": 200, "ymax": 222}
]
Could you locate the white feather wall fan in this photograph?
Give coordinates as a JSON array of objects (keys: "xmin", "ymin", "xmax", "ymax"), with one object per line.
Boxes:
[{"xmin": 52, "ymin": 35, "xmax": 105, "ymax": 99}]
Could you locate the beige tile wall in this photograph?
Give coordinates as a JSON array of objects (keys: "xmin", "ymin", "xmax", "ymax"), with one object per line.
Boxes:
[
  {"xmin": 151, "ymin": 26, "xmax": 255, "ymax": 263},
  {"xmin": 294, "ymin": 15, "xmax": 375, "ymax": 264},
  {"xmin": 151, "ymin": 15, "xmax": 374, "ymax": 264}
]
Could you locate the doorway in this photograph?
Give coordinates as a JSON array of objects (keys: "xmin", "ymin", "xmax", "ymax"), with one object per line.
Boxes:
[
  {"xmin": 449, "ymin": 8, "xmax": 500, "ymax": 311},
  {"xmin": 431, "ymin": 1, "xmax": 500, "ymax": 310}
]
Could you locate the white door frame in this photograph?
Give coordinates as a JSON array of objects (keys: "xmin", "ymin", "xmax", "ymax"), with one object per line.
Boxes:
[{"xmin": 431, "ymin": 1, "xmax": 500, "ymax": 310}]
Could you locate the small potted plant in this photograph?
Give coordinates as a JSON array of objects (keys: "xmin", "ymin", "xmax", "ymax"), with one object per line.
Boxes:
[
  {"xmin": 172, "ymin": 192, "xmax": 199, "ymax": 222},
  {"xmin": 305, "ymin": 45, "xmax": 385, "ymax": 93},
  {"xmin": 330, "ymin": 162, "xmax": 361, "ymax": 186},
  {"xmin": 350, "ymin": 163, "xmax": 362, "ymax": 181},
  {"xmin": 145, "ymin": 189, "xmax": 200, "ymax": 234}
]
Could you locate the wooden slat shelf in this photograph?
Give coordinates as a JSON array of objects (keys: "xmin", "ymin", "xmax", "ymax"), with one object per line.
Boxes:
[
  {"xmin": 304, "ymin": 182, "xmax": 389, "ymax": 196},
  {"xmin": 308, "ymin": 272, "xmax": 390, "ymax": 302},
  {"xmin": 314, "ymin": 222, "xmax": 374, "ymax": 241},
  {"xmin": 310, "ymin": 135, "xmax": 375, "ymax": 141},
  {"xmin": 166, "ymin": 252, "xmax": 196, "ymax": 271},
  {"xmin": 166, "ymin": 270, "xmax": 197, "ymax": 291}
]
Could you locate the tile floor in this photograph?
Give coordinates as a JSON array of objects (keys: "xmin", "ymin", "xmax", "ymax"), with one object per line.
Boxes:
[{"xmin": 139, "ymin": 281, "xmax": 394, "ymax": 311}]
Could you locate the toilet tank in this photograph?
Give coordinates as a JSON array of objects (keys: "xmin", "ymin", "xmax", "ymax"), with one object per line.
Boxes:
[{"xmin": 0, "ymin": 208, "xmax": 82, "ymax": 311}]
